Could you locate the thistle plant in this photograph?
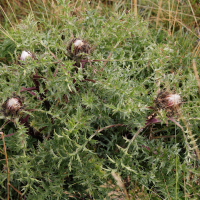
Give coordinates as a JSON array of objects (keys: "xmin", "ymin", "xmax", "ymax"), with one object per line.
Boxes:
[{"xmin": 0, "ymin": 1, "xmax": 200, "ymax": 199}]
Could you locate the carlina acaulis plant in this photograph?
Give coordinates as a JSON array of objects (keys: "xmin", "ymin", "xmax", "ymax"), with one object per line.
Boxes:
[
  {"xmin": 154, "ymin": 91, "xmax": 182, "ymax": 117},
  {"xmin": 2, "ymin": 96, "xmax": 24, "ymax": 117}
]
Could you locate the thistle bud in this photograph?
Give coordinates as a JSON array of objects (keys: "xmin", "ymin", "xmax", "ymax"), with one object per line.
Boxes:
[
  {"xmin": 166, "ymin": 94, "xmax": 181, "ymax": 108},
  {"xmin": 2, "ymin": 97, "xmax": 23, "ymax": 116},
  {"xmin": 67, "ymin": 38, "xmax": 92, "ymax": 61},
  {"xmin": 7, "ymin": 98, "xmax": 22, "ymax": 111},
  {"xmin": 154, "ymin": 91, "xmax": 181, "ymax": 117},
  {"xmin": 20, "ymin": 51, "xmax": 33, "ymax": 61},
  {"xmin": 74, "ymin": 39, "xmax": 84, "ymax": 49}
]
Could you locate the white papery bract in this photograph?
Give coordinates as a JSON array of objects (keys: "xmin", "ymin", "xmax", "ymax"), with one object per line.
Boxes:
[
  {"xmin": 20, "ymin": 51, "xmax": 32, "ymax": 61},
  {"xmin": 74, "ymin": 40, "xmax": 84, "ymax": 48},
  {"xmin": 166, "ymin": 94, "xmax": 181, "ymax": 107},
  {"xmin": 6, "ymin": 97, "xmax": 22, "ymax": 112}
]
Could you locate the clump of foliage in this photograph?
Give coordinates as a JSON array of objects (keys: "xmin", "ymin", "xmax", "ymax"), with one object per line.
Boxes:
[{"xmin": 0, "ymin": 0, "xmax": 200, "ymax": 199}]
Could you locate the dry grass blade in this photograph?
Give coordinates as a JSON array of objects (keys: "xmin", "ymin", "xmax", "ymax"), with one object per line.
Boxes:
[
  {"xmin": 111, "ymin": 171, "xmax": 130, "ymax": 200},
  {"xmin": 192, "ymin": 59, "xmax": 200, "ymax": 95},
  {"xmin": 160, "ymin": 170, "xmax": 171, "ymax": 200},
  {"xmin": 0, "ymin": 24, "xmax": 16, "ymax": 43},
  {"xmin": 27, "ymin": 0, "xmax": 35, "ymax": 20},
  {"xmin": 42, "ymin": 0, "xmax": 49, "ymax": 20},
  {"xmin": 156, "ymin": 0, "xmax": 163, "ymax": 28},
  {"xmin": 151, "ymin": 16, "xmax": 193, "ymax": 35},
  {"xmin": 131, "ymin": 0, "xmax": 133, "ymax": 13},
  {"xmin": 168, "ymin": 0, "xmax": 171, "ymax": 35},
  {"xmin": 134, "ymin": 0, "xmax": 137, "ymax": 17},
  {"xmin": 187, "ymin": 0, "xmax": 198, "ymax": 26},
  {"xmin": 5, "ymin": 0, "xmax": 17, "ymax": 23},
  {"xmin": 172, "ymin": 0, "xmax": 179, "ymax": 37},
  {"xmin": 0, "ymin": 132, "xmax": 9, "ymax": 200},
  {"xmin": 152, "ymin": 135, "xmax": 175, "ymax": 139},
  {"xmin": 138, "ymin": 4, "xmax": 200, "ymax": 19},
  {"xmin": 0, "ymin": 5, "xmax": 15, "ymax": 31}
]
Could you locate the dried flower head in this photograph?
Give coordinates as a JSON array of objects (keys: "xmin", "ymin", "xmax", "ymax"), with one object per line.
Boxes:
[
  {"xmin": 2, "ymin": 96, "xmax": 23, "ymax": 117},
  {"xmin": 154, "ymin": 91, "xmax": 181, "ymax": 117},
  {"xmin": 20, "ymin": 51, "xmax": 33, "ymax": 61}
]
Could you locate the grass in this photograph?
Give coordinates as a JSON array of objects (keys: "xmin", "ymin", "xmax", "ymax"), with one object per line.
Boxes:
[{"xmin": 0, "ymin": 0, "xmax": 200, "ymax": 199}]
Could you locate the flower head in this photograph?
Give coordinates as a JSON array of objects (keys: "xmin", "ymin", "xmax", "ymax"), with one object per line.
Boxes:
[
  {"xmin": 20, "ymin": 51, "xmax": 33, "ymax": 61},
  {"xmin": 6, "ymin": 98, "xmax": 22, "ymax": 112},
  {"xmin": 166, "ymin": 94, "xmax": 181, "ymax": 108},
  {"xmin": 74, "ymin": 39, "xmax": 84, "ymax": 49},
  {"xmin": 154, "ymin": 91, "xmax": 182, "ymax": 117},
  {"xmin": 2, "ymin": 97, "xmax": 23, "ymax": 117},
  {"xmin": 66, "ymin": 38, "xmax": 92, "ymax": 62}
]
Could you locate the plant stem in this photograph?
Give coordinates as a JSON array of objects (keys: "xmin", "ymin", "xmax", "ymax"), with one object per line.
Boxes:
[
  {"xmin": 97, "ymin": 124, "xmax": 126, "ymax": 133},
  {"xmin": 0, "ymin": 120, "xmax": 10, "ymax": 131},
  {"xmin": 175, "ymin": 124, "xmax": 178, "ymax": 200},
  {"xmin": 123, "ymin": 127, "xmax": 143, "ymax": 157},
  {"xmin": 180, "ymin": 112, "xmax": 200, "ymax": 163},
  {"xmin": 20, "ymin": 87, "xmax": 37, "ymax": 92},
  {"xmin": 0, "ymin": 132, "xmax": 9, "ymax": 200},
  {"xmin": 9, "ymin": 183, "xmax": 22, "ymax": 199},
  {"xmin": 160, "ymin": 170, "xmax": 171, "ymax": 200}
]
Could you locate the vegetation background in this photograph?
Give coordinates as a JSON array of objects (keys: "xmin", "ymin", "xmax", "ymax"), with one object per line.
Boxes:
[{"xmin": 1, "ymin": 0, "xmax": 200, "ymax": 199}]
